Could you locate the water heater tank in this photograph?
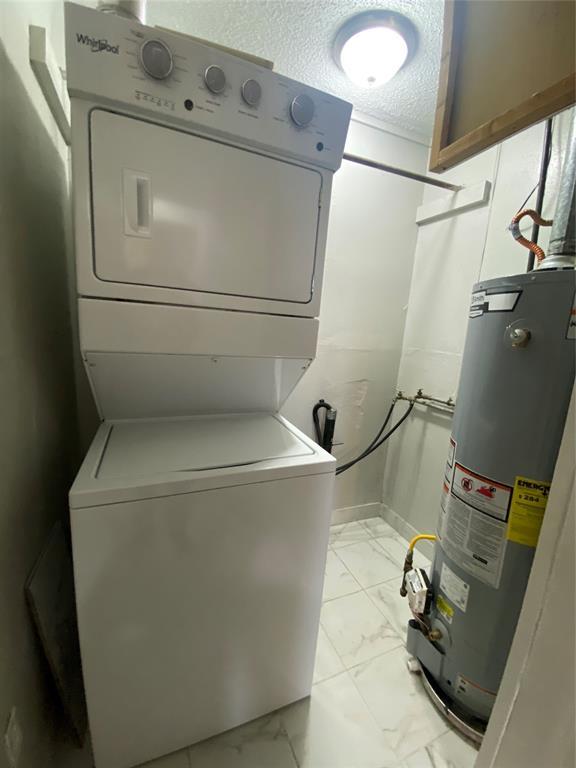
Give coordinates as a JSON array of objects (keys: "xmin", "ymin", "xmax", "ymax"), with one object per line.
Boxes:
[{"xmin": 407, "ymin": 268, "xmax": 575, "ymax": 733}]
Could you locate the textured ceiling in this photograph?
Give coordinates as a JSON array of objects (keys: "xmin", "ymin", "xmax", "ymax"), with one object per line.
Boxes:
[{"xmin": 146, "ymin": 0, "xmax": 443, "ymax": 137}]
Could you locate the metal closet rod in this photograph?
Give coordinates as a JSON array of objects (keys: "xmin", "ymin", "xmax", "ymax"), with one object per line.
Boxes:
[{"xmin": 343, "ymin": 152, "xmax": 462, "ymax": 192}]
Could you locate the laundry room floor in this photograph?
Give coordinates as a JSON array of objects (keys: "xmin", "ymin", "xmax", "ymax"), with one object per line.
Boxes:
[{"xmin": 77, "ymin": 518, "xmax": 479, "ymax": 768}]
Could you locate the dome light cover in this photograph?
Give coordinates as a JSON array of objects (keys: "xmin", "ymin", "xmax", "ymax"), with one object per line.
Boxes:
[{"xmin": 334, "ymin": 11, "xmax": 417, "ymax": 88}]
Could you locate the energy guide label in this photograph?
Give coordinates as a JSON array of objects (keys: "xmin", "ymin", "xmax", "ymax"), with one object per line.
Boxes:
[
  {"xmin": 507, "ymin": 476, "xmax": 551, "ymax": 547},
  {"xmin": 439, "ymin": 492, "xmax": 507, "ymax": 588}
]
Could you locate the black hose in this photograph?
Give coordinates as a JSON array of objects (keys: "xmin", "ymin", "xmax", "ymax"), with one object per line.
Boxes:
[
  {"xmin": 322, "ymin": 410, "xmax": 337, "ymax": 454},
  {"xmin": 313, "ymin": 400, "xmax": 332, "ymax": 443},
  {"xmin": 312, "ymin": 399, "xmax": 337, "ymax": 453},
  {"xmin": 336, "ymin": 399, "xmax": 414, "ymax": 476},
  {"xmin": 363, "ymin": 398, "xmax": 397, "ymax": 451},
  {"xmin": 335, "ymin": 398, "xmax": 398, "ymax": 474},
  {"xmin": 527, "ymin": 118, "xmax": 554, "ymax": 272}
]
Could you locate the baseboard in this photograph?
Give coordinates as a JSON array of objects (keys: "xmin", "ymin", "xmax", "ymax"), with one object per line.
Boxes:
[
  {"xmin": 331, "ymin": 502, "xmax": 382, "ymax": 526},
  {"xmin": 380, "ymin": 504, "xmax": 435, "ymax": 560},
  {"xmin": 332, "ymin": 502, "xmax": 437, "ymax": 560}
]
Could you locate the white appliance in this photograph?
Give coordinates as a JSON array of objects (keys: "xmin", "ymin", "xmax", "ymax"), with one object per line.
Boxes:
[
  {"xmin": 70, "ymin": 414, "xmax": 334, "ymax": 768},
  {"xmin": 65, "ymin": 3, "xmax": 351, "ymax": 766}
]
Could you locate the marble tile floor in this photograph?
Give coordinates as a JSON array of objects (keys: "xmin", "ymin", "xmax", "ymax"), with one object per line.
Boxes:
[{"xmin": 106, "ymin": 518, "xmax": 480, "ymax": 768}]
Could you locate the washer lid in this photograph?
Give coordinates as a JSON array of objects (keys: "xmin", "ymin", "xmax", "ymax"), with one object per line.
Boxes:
[
  {"xmin": 70, "ymin": 413, "xmax": 334, "ymax": 509},
  {"xmin": 97, "ymin": 413, "xmax": 314, "ymax": 479}
]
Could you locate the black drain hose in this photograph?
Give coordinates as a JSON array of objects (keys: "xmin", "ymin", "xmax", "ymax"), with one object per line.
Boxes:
[{"xmin": 313, "ymin": 399, "xmax": 337, "ymax": 454}]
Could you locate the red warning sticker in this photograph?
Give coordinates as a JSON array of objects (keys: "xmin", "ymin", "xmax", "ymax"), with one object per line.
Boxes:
[{"xmin": 451, "ymin": 463, "xmax": 512, "ymax": 522}]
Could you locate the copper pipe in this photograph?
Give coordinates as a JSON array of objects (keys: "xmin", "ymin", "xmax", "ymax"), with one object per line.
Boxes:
[{"xmin": 510, "ymin": 209, "xmax": 553, "ymax": 263}]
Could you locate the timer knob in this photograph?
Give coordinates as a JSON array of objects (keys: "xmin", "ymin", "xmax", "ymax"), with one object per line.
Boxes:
[
  {"xmin": 290, "ymin": 93, "xmax": 315, "ymax": 127},
  {"xmin": 139, "ymin": 39, "xmax": 173, "ymax": 80}
]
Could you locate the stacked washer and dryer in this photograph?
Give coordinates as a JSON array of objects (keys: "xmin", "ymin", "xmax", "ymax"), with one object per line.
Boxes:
[{"xmin": 64, "ymin": 4, "xmax": 352, "ymax": 767}]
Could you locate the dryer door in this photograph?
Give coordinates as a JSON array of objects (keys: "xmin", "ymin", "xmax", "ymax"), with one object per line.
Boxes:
[{"xmin": 90, "ymin": 110, "xmax": 322, "ymax": 306}]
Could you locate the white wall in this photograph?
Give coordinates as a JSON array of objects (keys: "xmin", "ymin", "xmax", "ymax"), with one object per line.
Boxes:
[
  {"xmin": 381, "ymin": 108, "xmax": 575, "ymax": 539},
  {"xmin": 282, "ymin": 115, "xmax": 428, "ymax": 515}
]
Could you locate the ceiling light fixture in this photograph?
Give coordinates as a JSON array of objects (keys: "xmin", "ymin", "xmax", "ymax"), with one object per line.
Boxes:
[{"xmin": 333, "ymin": 10, "xmax": 417, "ymax": 88}]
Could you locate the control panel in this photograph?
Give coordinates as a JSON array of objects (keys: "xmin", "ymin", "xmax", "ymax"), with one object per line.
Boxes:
[{"xmin": 64, "ymin": 2, "xmax": 352, "ymax": 171}]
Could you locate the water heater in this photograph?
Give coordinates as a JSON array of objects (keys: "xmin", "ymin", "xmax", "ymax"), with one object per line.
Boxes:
[{"xmin": 407, "ymin": 267, "xmax": 575, "ymax": 736}]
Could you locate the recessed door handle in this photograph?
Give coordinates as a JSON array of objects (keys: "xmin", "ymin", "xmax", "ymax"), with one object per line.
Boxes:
[{"xmin": 123, "ymin": 169, "xmax": 152, "ymax": 238}]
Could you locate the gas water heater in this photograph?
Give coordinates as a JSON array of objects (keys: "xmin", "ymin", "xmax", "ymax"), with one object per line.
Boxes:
[{"xmin": 406, "ymin": 123, "xmax": 576, "ymax": 741}]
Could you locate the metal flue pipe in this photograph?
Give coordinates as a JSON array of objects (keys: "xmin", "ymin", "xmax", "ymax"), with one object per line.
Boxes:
[
  {"xmin": 526, "ymin": 118, "xmax": 553, "ymax": 272},
  {"xmin": 97, "ymin": 0, "xmax": 146, "ymax": 23},
  {"xmin": 542, "ymin": 112, "xmax": 576, "ymax": 269}
]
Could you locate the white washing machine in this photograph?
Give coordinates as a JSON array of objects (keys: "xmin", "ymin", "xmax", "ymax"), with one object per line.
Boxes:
[
  {"xmin": 64, "ymin": 4, "xmax": 351, "ymax": 767},
  {"xmin": 70, "ymin": 414, "xmax": 334, "ymax": 768}
]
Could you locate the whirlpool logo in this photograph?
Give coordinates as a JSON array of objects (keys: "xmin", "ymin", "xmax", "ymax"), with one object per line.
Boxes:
[{"xmin": 76, "ymin": 33, "xmax": 119, "ymax": 54}]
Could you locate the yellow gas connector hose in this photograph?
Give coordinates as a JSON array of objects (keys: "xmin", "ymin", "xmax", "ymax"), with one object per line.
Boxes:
[{"xmin": 408, "ymin": 533, "xmax": 437, "ymax": 553}]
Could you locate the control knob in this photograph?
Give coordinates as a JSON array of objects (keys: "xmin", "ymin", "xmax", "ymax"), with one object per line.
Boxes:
[
  {"xmin": 290, "ymin": 93, "xmax": 315, "ymax": 127},
  {"xmin": 204, "ymin": 65, "xmax": 226, "ymax": 94},
  {"xmin": 139, "ymin": 39, "xmax": 173, "ymax": 80},
  {"xmin": 241, "ymin": 79, "xmax": 262, "ymax": 107}
]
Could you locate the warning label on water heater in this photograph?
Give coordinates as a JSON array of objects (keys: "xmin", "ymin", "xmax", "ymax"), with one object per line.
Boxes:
[
  {"xmin": 451, "ymin": 463, "xmax": 512, "ymax": 522},
  {"xmin": 438, "ymin": 492, "xmax": 507, "ymax": 588}
]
